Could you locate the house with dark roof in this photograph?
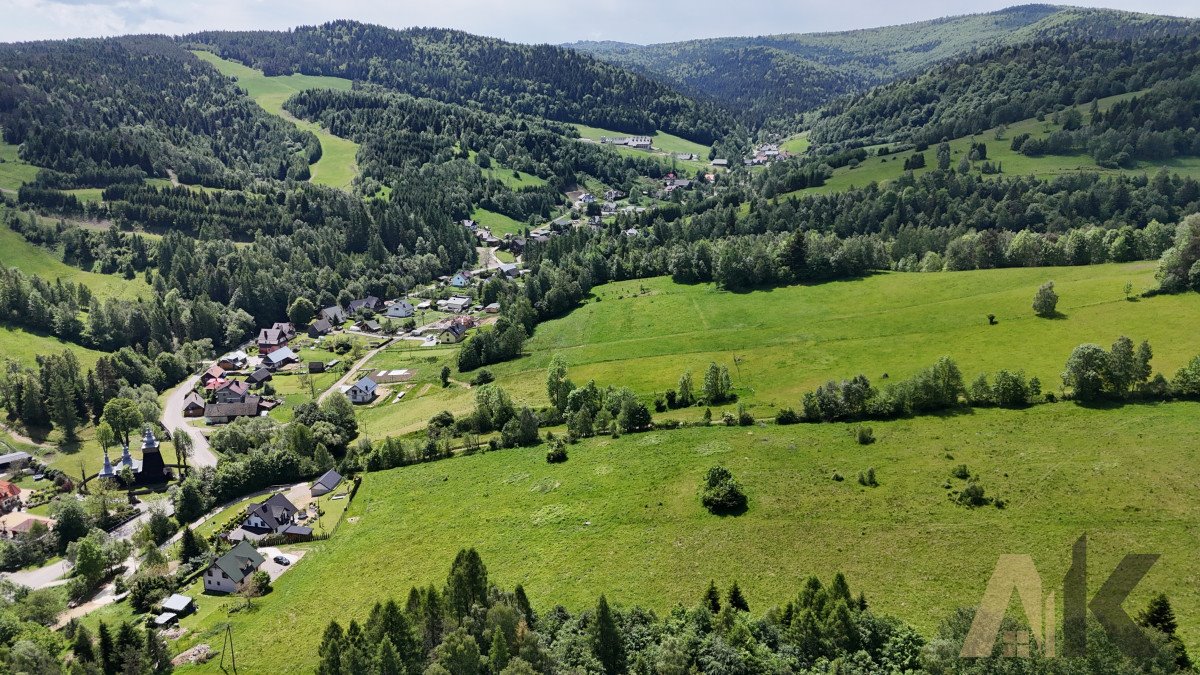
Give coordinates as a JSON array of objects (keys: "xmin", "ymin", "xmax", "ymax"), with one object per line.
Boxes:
[
  {"xmin": 203, "ymin": 540, "xmax": 265, "ymax": 594},
  {"xmin": 257, "ymin": 327, "xmax": 289, "ymax": 355},
  {"xmin": 263, "ymin": 346, "xmax": 298, "ymax": 371},
  {"xmin": 182, "ymin": 391, "xmax": 206, "ymax": 417},
  {"xmin": 348, "ymin": 296, "xmax": 382, "ymax": 314},
  {"xmin": 346, "ymin": 376, "xmax": 377, "ymax": 404},
  {"xmin": 438, "ymin": 323, "xmax": 469, "ymax": 344},
  {"xmin": 497, "ymin": 262, "xmax": 519, "ymax": 278},
  {"xmin": 243, "ymin": 494, "xmax": 297, "ymax": 533},
  {"xmin": 319, "ymin": 306, "xmax": 347, "ymax": 325},
  {"xmin": 310, "ymin": 469, "xmax": 343, "ymax": 497},
  {"xmin": 204, "ymin": 396, "xmax": 262, "ymax": 425},
  {"xmin": 356, "ymin": 319, "xmax": 382, "ymax": 333},
  {"xmin": 214, "ymin": 379, "xmax": 250, "ymax": 404},
  {"xmin": 271, "ymin": 322, "xmax": 296, "ymax": 340},
  {"xmin": 246, "ymin": 367, "xmax": 273, "ymax": 389},
  {"xmin": 0, "ymin": 452, "xmax": 31, "ymax": 471},
  {"xmin": 308, "ymin": 318, "xmax": 334, "ymax": 338},
  {"xmin": 216, "ymin": 351, "xmax": 248, "ymax": 371}
]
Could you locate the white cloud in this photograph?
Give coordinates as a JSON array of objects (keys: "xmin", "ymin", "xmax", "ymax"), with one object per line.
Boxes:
[{"xmin": 1, "ymin": 0, "xmax": 1197, "ymax": 44}]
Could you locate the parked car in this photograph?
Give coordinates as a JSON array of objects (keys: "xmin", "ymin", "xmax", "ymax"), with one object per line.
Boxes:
[{"xmin": 273, "ymin": 555, "xmax": 290, "ymax": 566}]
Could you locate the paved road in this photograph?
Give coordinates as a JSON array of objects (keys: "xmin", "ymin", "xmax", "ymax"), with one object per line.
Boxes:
[
  {"xmin": 161, "ymin": 373, "xmax": 217, "ymax": 468},
  {"xmin": 318, "ymin": 338, "xmax": 394, "ymax": 404},
  {"xmin": 4, "ymin": 559, "xmax": 70, "ymax": 589}
]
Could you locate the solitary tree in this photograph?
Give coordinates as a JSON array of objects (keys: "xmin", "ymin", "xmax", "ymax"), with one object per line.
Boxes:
[
  {"xmin": 1033, "ymin": 281, "xmax": 1059, "ymax": 317},
  {"xmin": 288, "ymin": 297, "xmax": 316, "ymax": 326},
  {"xmin": 172, "ymin": 428, "xmax": 192, "ymax": 468}
]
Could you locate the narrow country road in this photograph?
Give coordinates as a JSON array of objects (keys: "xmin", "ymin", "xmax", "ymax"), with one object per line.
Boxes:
[
  {"xmin": 161, "ymin": 373, "xmax": 218, "ymax": 468},
  {"xmin": 4, "ymin": 559, "xmax": 70, "ymax": 590},
  {"xmin": 318, "ymin": 338, "xmax": 394, "ymax": 404}
]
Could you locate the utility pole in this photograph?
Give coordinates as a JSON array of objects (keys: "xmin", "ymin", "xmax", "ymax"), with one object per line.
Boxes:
[{"xmin": 220, "ymin": 624, "xmax": 237, "ymax": 673}]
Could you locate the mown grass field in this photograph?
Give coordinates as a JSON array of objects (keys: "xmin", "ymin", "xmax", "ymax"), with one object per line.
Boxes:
[
  {"xmin": 785, "ymin": 91, "xmax": 1200, "ymax": 199},
  {"xmin": 471, "ymin": 206, "xmax": 526, "ymax": 237},
  {"xmin": 192, "ymin": 51, "xmax": 359, "ymax": 190},
  {"xmin": 173, "ymin": 401, "xmax": 1200, "ymax": 673},
  {"xmin": 0, "ymin": 323, "xmax": 104, "ymax": 370},
  {"xmin": 572, "ymin": 124, "xmax": 712, "ymax": 173},
  {"xmin": 0, "ymin": 221, "xmax": 152, "ymax": 302},
  {"xmin": 0, "ymin": 141, "xmax": 39, "ymax": 192},
  {"xmin": 780, "ymin": 132, "xmax": 811, "ymax": 154},
  {"xmin": 355, "ymin": 261, "xmax": 1200, "ymax": 436}
]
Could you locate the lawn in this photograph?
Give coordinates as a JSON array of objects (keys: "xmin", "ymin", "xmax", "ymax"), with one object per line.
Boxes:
[
  {"xmin": 0, "ymin": 323, "xmax": 105, "ymax": 370},
  {"xmin": 192, "ymin": 51, "xmax": 359, "ymax": 191},
  {"xmin": 0, "ymin": 141, "xmax": 39, "ymax": 192},
  {"xmin": 471, "ymin": 207, "xmax": 526, "ymax": 238},
  {"xmin": 465, "ymin": 150, "xmax": 547, "ymax": 189},
  {"xmin": 0, "ymin": 220, "xmax": 153, "ymax": 301},
  {"xmin": 353, "ymin": 261, "xmax": 1200, "ymax": 436},
  {"xmin": 784, "ymin": 90, "xmax": 1200, "ymax": 199},
  {"xmin": 780, "ymin": 132, "xmax": 811, "ymax": 154},
  {"xmin": 173, "ymin": 401, "xmax": 1200, "ymax": 673}
]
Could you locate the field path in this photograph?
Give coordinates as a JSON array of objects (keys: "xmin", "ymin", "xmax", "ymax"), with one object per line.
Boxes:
[{"xmin": 318, "ymin": 339, "xmax": 394, "ymax": 404}]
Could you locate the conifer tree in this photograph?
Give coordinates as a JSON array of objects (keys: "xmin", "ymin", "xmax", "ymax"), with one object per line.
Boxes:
[{"xmin": 590, "ymin": 595, "xmax": 625, "ymax": 675}]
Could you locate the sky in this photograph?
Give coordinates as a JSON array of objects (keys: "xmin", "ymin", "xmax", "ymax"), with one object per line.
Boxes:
[{"xmin": 2, "ymin": 0, "xmax": 1199, "ymax": 45}]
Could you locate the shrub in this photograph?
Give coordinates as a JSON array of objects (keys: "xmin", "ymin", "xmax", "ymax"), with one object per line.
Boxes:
[
  {"xmin": 736, "ymin": 405, "xmax": 754, "ymax": 426},
  {"xmin": 701, "ymin": 466, "xmax": 747, "ymax": 515},
  {"xmin": 469, "ymin": 370, "xmax": 495, "ymax": 386},
  {"xmin": 251, "ymin": 570, "xmax": 272, "ymax": 595},
  {"xmin": 953, "ymin": 481, "xmax": 993, "ymax": 508},
  {"xmin": 951, "ymin": 464, "xmax": 970, "ymax": 480},
  {"xmin": 775, "ymin": 407, "xmax": 800, "ymax": 425},
  {"xmin": 1033, "ymin": 281, "xmax": 1059, "ymax": 317},
  {"xmin": 722, "ymin": 412, "xmax": 737, "ymax": 427},
  {"xmin": 857, "ymin": 468, "xmax": 878, "ymax": 487},
  {"xmin": 855, "ymin": 427, "xmax": 875, "ymax": 445},
  {"xmin": 546, "ymin": 442, "xmax": 568, "ymax": 464},
  {"xmin": 832, "ymin": 472, "xmax": 844, "ymax": 482}
]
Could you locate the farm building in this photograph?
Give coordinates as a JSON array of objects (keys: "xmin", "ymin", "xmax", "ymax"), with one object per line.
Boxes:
[
  {"xmin": 182, "ymin": 392, "xmax": 206, "ymax": 417},
  {"xmin": 203, "ymin": 540, "xmax": 265, "ymax": 594},
  {"xmin": 311, "ymin": 468, "xmax": 343, "ymax": 497},
  {"xmin": 308, "ymin": 319, "xmax": 334, "ymax": 338},
  {"xmin": 263, "ymin": 347, "xmax": 298, "ymax": 371},
  {"xmin": 204, "ymin": 397, "xmax": 262, "ymax": 425},
  {"xmin": 373, "ymin": 369, "xmax": 413, "ymax": 384}
]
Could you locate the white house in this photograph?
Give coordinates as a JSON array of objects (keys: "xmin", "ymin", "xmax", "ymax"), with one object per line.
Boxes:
[
  {"xmin": 385, "ymin": 300, "xmax": 415, "ymax": 318},
  {"xmin": 346, "ymin": 376, "xmax": 378, "ymax": 404},
  {"xmin": 203, "ymin": 540, "xmax": 265, "ymax": 594},
  {"xmin": 438, "ymin": 296, "xmax": 471, "ymax": 313}
]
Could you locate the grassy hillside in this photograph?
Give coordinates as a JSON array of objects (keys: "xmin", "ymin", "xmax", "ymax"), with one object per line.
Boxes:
[
  {"xmin": 355, "ymin": 262, "xmax": 1200, "ymax": 437},
  {"xmin": 0, "ymin": 141, "xmax": 38, "ymax": 193},
  {"xmin": 471, "ymin": 207, "xmax": 527, "ymax": 238},
  {"xmin": 784, "ymin": 92, "xmax": 1200, "ymax": 199},
  {"xmin": 0, "ymin": 323, "xmax": 104, "ymax": 370},
  {"xmin": 171, "ymin": 401, "xmax": 1200, "ymax": 673},
  {"xmin": 192, "ymin": 51, "xmax": 359, "ymax": 190},
  {"xmin": 0, "ymin": 221, "xmax": 152, "ymax": 302},
  {"xmin": 572, "ymin": 124, "xmax": 712, "ymax": 173}
]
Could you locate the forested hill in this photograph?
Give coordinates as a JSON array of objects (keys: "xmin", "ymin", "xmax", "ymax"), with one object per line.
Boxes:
[
  {"xmin": 807, "ymin": 33, "xmax": 1200, "ymax": 156},
  {"xmin": 0, "ymin": 36, "xmax": 319, "ymax": 188},
  {"xmin": 183, "ymin": 21, "xmax": 737, "ymax": 145},
  {"xmin": 567, "ymin": 5, "xmax": 1200, "ymax": 131}
]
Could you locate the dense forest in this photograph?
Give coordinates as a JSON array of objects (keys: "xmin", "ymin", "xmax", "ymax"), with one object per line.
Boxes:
[
  {"xmin": 0, "ymin": 36, "xmax": 317, "ymax": 188},
  {"xmin": 184, "ymin": 22, "xmax": 737, "ymax": 144},
  {"xmin": 570, "ymin": 5, "xmax": 1199, "ymax": 132}
]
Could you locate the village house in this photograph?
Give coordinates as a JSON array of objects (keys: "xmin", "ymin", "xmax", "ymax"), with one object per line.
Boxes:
[
  {"xmin": 710, "ymin": 158, "xmax": 729, "ymax": 167},
  {"xmin": 271, "ymin": 322, "xmax": 296, "ymax": 340},
  {"xmin": 310, "ymin": 469, "xmax": 343, "ymax": 497},
  {"xmin": 438, "ymin": 296, "xmax": 472, "ymax": 313},
  {"xmin": 204, "ymin": 397, "xmax": 262, "ymax": 425},
  {"xmin": 256, "ymin": 327, "xmax": 289, "ymax": 355},
  {"xmin": 203, "ymin": 540, "xmax": 265, "ymax": 594},
  {"xmin": 182, "ymin": 391, "xmax": 206, "ymax": 417},
  {"xmin": 216, "ymin": 351, "xmax": 248, "ymax": 371},
  {"xmin": 319, "ymin": 306, "xmax": 347, "ymax": 325},
  {"xmin": 263, "ymin": 346, "xmax": 298, "ymax": 371},
  {"xmin": 604, "ymin": 189, "xmax": 625, "ymax": 201},
  {"xmin": 0, "ymin": 513, "xmax": 53, "ymax": 540},
  {"xmin": 348, "ymin": 296, "xmax": 383, "ymax": 314},
  {"xmin": 438, "ymin": 323, "xmax": 469, "ymax": 344},
  {"xmin": 199, "ymin": 364, "xmax": 226, "ymax": 388},
  {"xmin": 246, "ymin": 367, "xmax": 272, "ymax": 389},
  {"xmin": 484, "ymin": 302, "xmax": 501, "ymax": 314},
  {"xmin": 346, "ymin": 376, "xmax": 378, "ymax": 404},
  {"xmin": 385, "ymin": 300, "xmax": 414, "ymax": 319},
  {"xmin": 497, "ymin": 262, "xmax": 519, "ymax": 278},
  {"xmin": 214, "ymin": 379, "xmax": 250, "ymax": 404},
  {"xmin": 231, "ymin": 493, "xmax": 312, "ymax": 542},
  {"xmin": 461, "ymin": 219, "xmax": 477, "ymax": 230},
  {"xmin": 449, "ymin": 272, "xmax": 471, "ymax": 288},
  {"xmin": 356, "ymin": 319, "xmax": 382, "ymax": 333},
  {"xmin": 308, "ymin": 318, "xmax": 334, "ymax": 338},
  {"xmin": 0, "ymin": 481, "xmax": 21, "ymax": 513}
]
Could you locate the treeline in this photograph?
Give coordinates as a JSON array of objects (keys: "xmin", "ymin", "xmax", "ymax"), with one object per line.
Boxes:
[
  {"xmin": 809, "ymin": 34, "xmax": 1200, "ymax": 150},
  {"xmin": 1156, "ymin": 213, "xmax": 1200, "ymax": 293},
  {"xmin": 185, "ymin": 22, "xmax": 737, "ymax": 145},
  {"xmin": 310, "ymin": 548, "xmax": 1190, "ymax": 674},
  {"xmin": 0, "ymin": 36, "xmax": 316, "ymax": 188}
]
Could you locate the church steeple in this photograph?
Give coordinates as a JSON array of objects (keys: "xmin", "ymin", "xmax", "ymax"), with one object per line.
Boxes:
[{"xmin": 99, "ymin": 448, "xmax": 114, "ymax": 478}]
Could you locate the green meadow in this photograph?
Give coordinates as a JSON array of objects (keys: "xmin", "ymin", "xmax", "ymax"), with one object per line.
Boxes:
[
  {"xmin": 786, "ymin": 91, "xmax": 1200, "ymax": 199},
  {"xmin": 355, "ymin": 261, "xmax": 1200, "ymax": 436},
  {"xmin": 0, "ymin": 323, "xmax": 104, "ymax": 370},
  {"xmin": 192, "ymin": 51, "xmax": 359, "ymax": 190},
  {"xmin": 572, "ymin": 124, "xmax": 712, "ymax": 173},
  {"xmin": 172, "ymin": 401, "xmax": 1200, "ymax": 673},
  {"xmin": 0, "ymin": 141, "xmax": 39, "ymax": 192},
  {"xmin": 0, "ymin": 221, "xmax": 153, "ymax": 302},
  {"xmin": 471, "ymin": 206, "xmax": 527, "ymax": 238},
  {"xmin": 780, "ymin": 132, "xmax": 811, "ymax": 154}
]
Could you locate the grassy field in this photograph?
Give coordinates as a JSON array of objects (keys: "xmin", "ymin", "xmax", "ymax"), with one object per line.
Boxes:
[
  {"xmin": 0, "ymin": 222, "xmax": 152, "ymax": 301},
  {"xmin": 172, "ymin": 401, "xmax": 1200, "ymax": 673},
  {"xmin": 0, "ymin": 323, "xmax": 104, "ymax": 370},
  {"xmin": 780, "ymin": 132, "xmax": 811, "ymax": 154},
  {"xmin": 785, "ymin": 91, "xmax": 1200, "ymax": 199},
  {"xmin": 572, "ymin": 124, "xmax": 712, "ymax": 173},
  {"xmin": 464, "ymin": 149, "xmax": 547, "ymax": 189},
  {"xmin": 353, "ymin": 261, "xmax": 1200, "ymax": 436},
  {"xmin": 471, "ymin": 207, "xmax": 527, "ymax": 238},
  {"xmin": 0, "ymin": 141, "xmax": 39, "ymax": 192},
  {"xmin": 192, "ymin": 51, "xmax": 359, "ymax": 190}
]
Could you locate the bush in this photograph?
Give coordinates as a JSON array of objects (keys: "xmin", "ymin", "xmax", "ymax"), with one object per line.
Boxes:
[
  {"xmin": 951, "ymin": 464, "xmax": 970, "ymax": 480},
  {"xmin": 775, "ymin": 407, "xmax": 800, "ymax": 425},
  {"xmin": 736, "ymin": 405, "xmax": 754, "ymax": 426},
  {"xmin": 1033, "ymin": 281, "xmax": 1059, "ymax": 317},
  {"xmin": 469, "ymin": 370, "xmax": 495, "ymax": 386},
  {"xmin": 855, "ymin": 427, "xmax": 875, "ymax": 445},
  {"xmin": 701, "ymin": 466, "xmax": 747, "ymax": 515},
  {"xmin": 546, "ymin": 445, "xmax": 568, "ymax": 464},
  {"xmin": 857, "ymin": 468, "xmax": 878, "ymax": 487}
]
